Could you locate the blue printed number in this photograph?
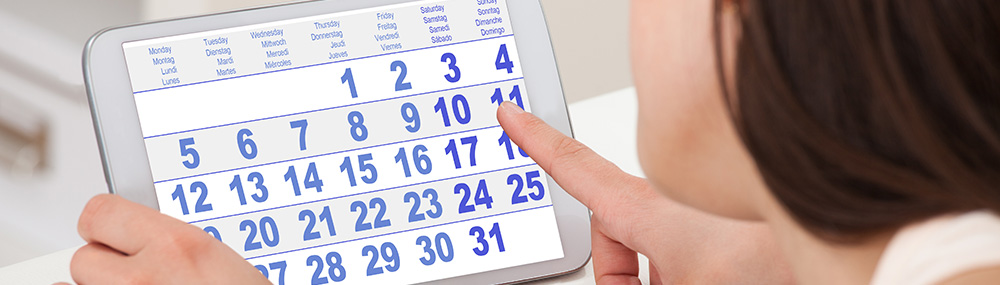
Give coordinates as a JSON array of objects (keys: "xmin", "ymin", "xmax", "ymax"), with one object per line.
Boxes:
[
  {"xmin": 351, "ymin": 198, "xmax": 391, "ymax": 232},
  {"xmin": 395, "ymin": 145, "xmax": 433, "ymax": 178},
  {"xmin": 499, "ymin": 131, "xmax": 529, "ymax": 160},
  {"xmin": 400, "ymin": 103, "xmax": 421, "ymax": 133},
  {"xmin": 237, "ymin": 129, "xmax": 258, "ymax": 160},
  {"xmin": 455, "ymin": 179, "xmax": 493, "ymax": 214},
  {"xmin": 285, "ymin": 162, "xmax": 324, "ymax": 196},
  {"xmin": 441, "ymin": 52, "xmax": 461, "ymax": 83},
  {"xmin": 496, "ymin": 44, "xmax": 514, "ymax": 73},
  {"xmin": 236, "ymin": 129, "xmax": 257, "ymax": 159},
  {"xmin": 470, "ymin": 222, "xmax": 506, "ymax": 256},
  {"xmin": 391, "ymin": 60, "xmax": 412, "ymax": 91},
  {"xmin": 290, "ymin": 119, "xmax": 308, "ymax": 151},
  {"xmin": 307, "ymin": 251, "xmax": 346, "ymax": 284},
  {"xmin": 404, "ymin": 188, "xmax": 443, "ymax": 223},
  {"xmin": 204, "ymin": 226, "xmax": 222, "ymax": 241},
  {"xmin": 342, "ymin": 68, "xmax": 359, "ymax": 98},
  {"xmin": 230, "ymin": 172, "xmax": 269, "ymax": 205},
  {"xmin": 348, "ymin": 111, "xmax": 369, "ymax": 142},
  {"xmin": 362, "ymin": 242, "xmax": 400, "ymax": 276},
  {"xmin": 509, "ymin": 171, "xmax": 546, "ymax": 204},
  {"xmin": 445, "ymin": 136, "xmax": 478, "ymax": 169},
  {"xmin": 300, "ymin": 206, "xmax": 337, "ymax": 241},
  {"xmin": 241, "ymin": 216, "xmax": 280, "ymax": 251},
  {"xmin": 340, "ymin": 154, "xmax": 378, "ymax": 187},
  {"xmin": 417, "ymin": 233, "xmax": 455, "ymax": 266},
  {"xmin": 491, "ymin": 85, "xmax": 524, "ymax": 109},
  {"xmin": 434, "ymin": 95, "xmax": 472, "ymax": 127},
  {"xmin": 492, "ymin": 86, "xmax": 529, "ymax": 159},
  {"xmin": 172, "ymin": 181, "xmax": 212, "ymax": 215},
  {"xmin": 256, "ymin": 261, "xmax": 287, "ymax": 285},
  {"xmin": 179, "ymin": 138, "xmax": 200, "ymax": 169}
]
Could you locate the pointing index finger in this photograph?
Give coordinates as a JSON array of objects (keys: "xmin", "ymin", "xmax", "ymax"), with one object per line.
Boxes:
[{"xmin": 496, "ymin": 102, "xmax": 652, "ymax": 214}]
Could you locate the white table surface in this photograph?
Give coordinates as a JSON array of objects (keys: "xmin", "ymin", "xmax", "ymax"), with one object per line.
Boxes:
[{"xmin": 0, "ymin": 87, "xmax": 647, "ymax": 284}]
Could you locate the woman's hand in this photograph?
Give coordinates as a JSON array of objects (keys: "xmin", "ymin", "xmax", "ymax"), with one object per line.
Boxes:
[
  {"xmin": 497, "ymin": 102, "xmax": 794, "ymax": 284},
  {"xmin": 69, "ymin": 194, "xmax": 269, "ymax": 284}
]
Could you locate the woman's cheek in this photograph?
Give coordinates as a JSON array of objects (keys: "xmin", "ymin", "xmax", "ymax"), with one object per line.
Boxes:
[{"xmin": 634, "ymin": 91, "xmax": 711, "ymax": 206}]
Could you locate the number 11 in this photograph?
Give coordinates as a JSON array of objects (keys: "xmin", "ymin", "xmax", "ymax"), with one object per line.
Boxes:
[{"xmin": 491, "ymin": 85, "xmax": 523, "ymax": 109}]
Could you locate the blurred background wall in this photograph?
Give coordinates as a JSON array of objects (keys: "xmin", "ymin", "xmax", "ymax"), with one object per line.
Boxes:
[{"xmin": 0, "ymin": 0, "xmax": 631, "ymax": 267}]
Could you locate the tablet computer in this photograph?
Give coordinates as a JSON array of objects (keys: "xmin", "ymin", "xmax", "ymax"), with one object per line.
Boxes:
[{"xmin": 83, "ymin": 0, "xmax": 589, "ymax": 284}]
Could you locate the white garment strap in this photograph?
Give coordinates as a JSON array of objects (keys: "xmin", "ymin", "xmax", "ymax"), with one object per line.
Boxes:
[{"xmin": 871, "ymin": 210, "xmax": 1000, "ymax": 285}]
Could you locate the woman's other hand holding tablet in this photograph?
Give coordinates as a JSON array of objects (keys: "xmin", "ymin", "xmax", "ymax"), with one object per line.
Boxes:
[
  {"xmin": 69, "ymin": 194, "xmax": 267, "ymax": 284},
  {"xmin": 497, "ymin": 102, "xmax": 794, "ymax": 284}
]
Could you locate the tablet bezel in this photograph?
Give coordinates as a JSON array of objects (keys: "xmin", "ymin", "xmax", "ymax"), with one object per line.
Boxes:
[{"xmin": 83, "ymin": 0, "xmax": 590, "ymax": 283}]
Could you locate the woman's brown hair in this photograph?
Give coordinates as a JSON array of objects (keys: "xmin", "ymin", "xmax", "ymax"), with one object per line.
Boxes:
[{"xmin": 715, "ymin": 0, "xmax": 1000, "ymax": 241}]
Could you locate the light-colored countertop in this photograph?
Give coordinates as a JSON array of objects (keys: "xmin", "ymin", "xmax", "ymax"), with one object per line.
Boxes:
[{"xmin": 0, "ymin": 88, "xmax": 647, "ymax": 284}]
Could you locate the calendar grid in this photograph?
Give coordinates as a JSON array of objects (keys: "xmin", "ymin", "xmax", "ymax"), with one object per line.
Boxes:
[
  {"xmin": 142, "ymin": 76, "xmax": 524, "ymax": 140},
  {"xmin": 244, "ymin": 203, "xmax": 554, "ymax": 261},
  {"xmin": 185, "ymin": 162, "xmax": 539, "ymax": 224},
  {"xmin": 122, "ymin": 0, "xmax": 570, "ymax": 281},
  {"xmin": 153, "ymin": 124, "xmax": 505, "ymax": 184},
  {"xmin": 132, "ymin": 34, "xmax": 516, "ymax": 95}
]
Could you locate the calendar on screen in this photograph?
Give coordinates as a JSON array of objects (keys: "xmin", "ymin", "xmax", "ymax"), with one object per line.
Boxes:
[{"xmin": 119, "ymin": 0, "xmax": 564, "ymax": 283}]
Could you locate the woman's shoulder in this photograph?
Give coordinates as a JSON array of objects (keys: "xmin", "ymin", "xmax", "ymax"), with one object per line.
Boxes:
[{"xmin": 871, "ymin": 211, "xmax": 1000, "ymax": 285}]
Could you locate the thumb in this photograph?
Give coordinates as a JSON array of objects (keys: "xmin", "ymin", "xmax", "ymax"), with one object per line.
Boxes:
[{"xmin": 496, "ymin": 101, "xmax": 648, "ymax": 214}]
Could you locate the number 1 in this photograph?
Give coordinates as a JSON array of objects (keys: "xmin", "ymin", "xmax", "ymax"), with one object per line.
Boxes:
[{"xmin": 342, "ymin": 68, "xmax": 358, "ymax": 98}]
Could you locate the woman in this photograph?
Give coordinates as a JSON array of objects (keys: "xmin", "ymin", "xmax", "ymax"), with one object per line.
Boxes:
[{"xmin": 70, "ymin": 0, "xmax": 1000, "ymax": 284}]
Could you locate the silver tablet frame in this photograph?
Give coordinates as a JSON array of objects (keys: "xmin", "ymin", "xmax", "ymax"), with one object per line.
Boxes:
[{"xmin": 83, "ymin": 0, "xmax": 590, "ymax": 283}]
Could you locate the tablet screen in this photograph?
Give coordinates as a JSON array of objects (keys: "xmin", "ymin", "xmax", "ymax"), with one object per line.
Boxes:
[{"xmin": 119, "ymin": 0, "xmax": 564, "ymax": 283}]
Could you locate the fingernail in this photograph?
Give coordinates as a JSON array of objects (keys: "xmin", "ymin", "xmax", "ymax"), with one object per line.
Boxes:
[{"xmin": 501, "ymin": 101, "xmax": 525, "ymax": 114}]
